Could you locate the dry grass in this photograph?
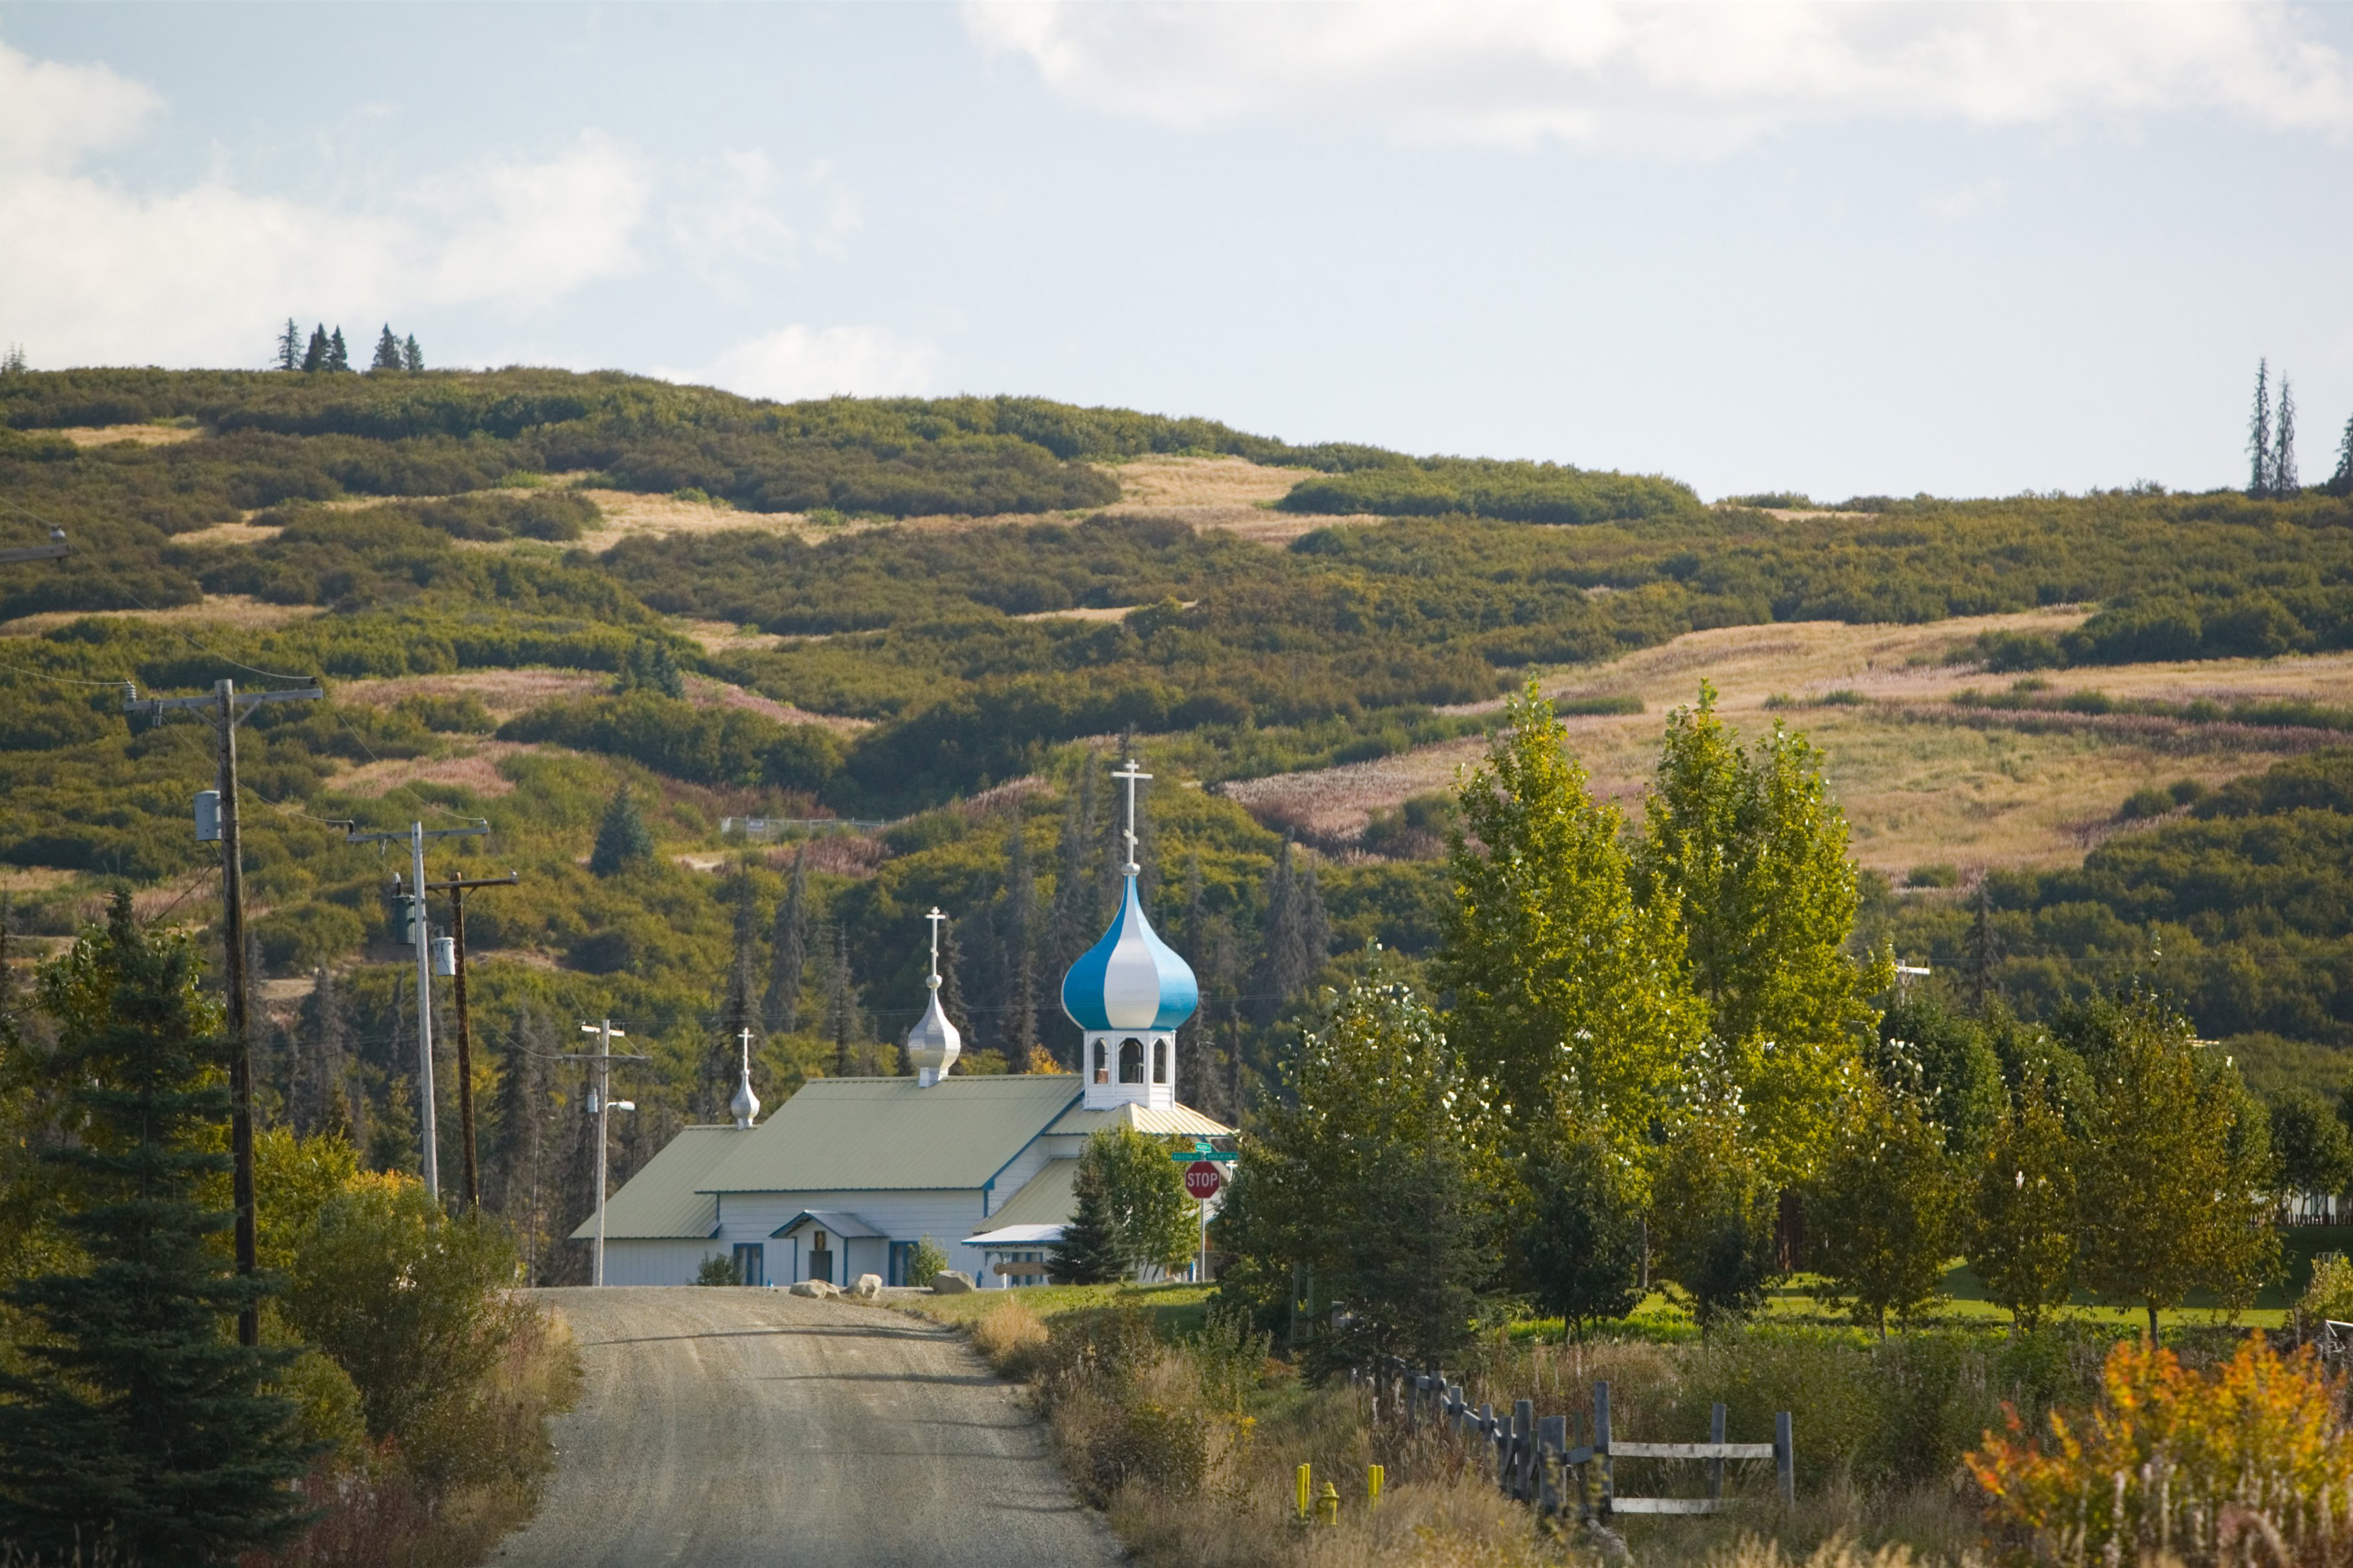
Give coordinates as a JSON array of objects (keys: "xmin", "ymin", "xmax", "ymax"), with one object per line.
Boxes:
[
  {"xmin": 1104, "ymin": 455, "xmax": 1319, "ymax": 510},
  {"xmin": 0, "ymin": 594, "xmax": 323, "ymax": 638},
  {"xmin": 172, "ymin": 520, "xmax": 284, "ymax": 547},
  {"xmin": 327, "ymin": 668, "xmax": 865, "ymax": 732},
  {"xmin": 50, "ymin": 423, "xmax": 202, "ymax": 447},
  {"xmin": 662, "ymin": 617, "xmax": 791, "ymax": 653},
  {"xmin": 329, "ymin": 743, "xmax": 535, "ymax": 800},
  {"xmin": 970, "ymin": 1295, "xmax": 1052, "ymax": 1378},
  {"xmin": 569, "ymin": 488, "xmax": 812, "ymax": 553},
  {"xmin": 1225, "ymin": 608, "xmax": 2353, "ymax": 877}
]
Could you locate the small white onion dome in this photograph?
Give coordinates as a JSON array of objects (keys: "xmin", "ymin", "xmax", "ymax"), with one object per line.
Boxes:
[
  {"xmin": 906, "ymin": 978, "xmax": 962, "ymax": 1085},
  {"xmin": 729, "ymin": 1066, "xmax": 761, "ymax": 1128},
  {"xmin": 1061, "ymin": 877, "xmax": 1199, "ymax": 1033}
]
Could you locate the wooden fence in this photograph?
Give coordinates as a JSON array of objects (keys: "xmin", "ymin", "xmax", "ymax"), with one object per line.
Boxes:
[{"xmin": 1354, "ymin": 1357, "xmax": 1794, "ymax": 1522}]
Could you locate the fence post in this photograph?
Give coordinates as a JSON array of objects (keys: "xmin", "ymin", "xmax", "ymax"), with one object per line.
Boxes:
[
  {"xmin": 1594, "ymin": 1379, "xmax": 1614, "ymax": 1518},
  {"xmin": 1408, "ymin": 1373, "xmax": 1422, "ymax": 1431},
  {"xmin": 1514, "ymin": 1400, "xmax": 1535, "ymax": 1499},
  {"xmin": 1710, "ymin": 1401, "xmax": 1727, "ymax": 1501},
  {"xmin": 1775, "ymin": 1410, "xmax": 1795, "ymax": 1507},
  {"xmin": 1537, "ymin": 1414, "xmax": 1566, "ymax": 1517}
]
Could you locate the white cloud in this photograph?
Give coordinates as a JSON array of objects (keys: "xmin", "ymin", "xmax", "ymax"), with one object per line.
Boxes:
[
  {"xmin": 0, "ymin": 38, "xmax": 672, "ymax": 366},
  {"xmin": 663, "ymin": 326, "xmax": 943, "ymax": 403},
  {"xmin": 1921, "ymin": 175, "xmax": 2008, "ymax": 223},
  {"xmin": 966, "ymin": 1, "xmax": 2353, "ymax": 152}
]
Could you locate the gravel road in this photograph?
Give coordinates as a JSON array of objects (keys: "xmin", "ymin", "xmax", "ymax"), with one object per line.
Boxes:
[{"xmin": 497, "ymin": 1287, "xmax": 1121, "ymax": 1568}]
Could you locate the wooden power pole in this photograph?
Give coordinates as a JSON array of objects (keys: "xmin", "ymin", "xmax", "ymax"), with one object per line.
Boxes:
[
  {"xmin": 125, "ymin": 677, "xmax": 323, "ymax": 1347},
  {"xmin": 424, "ymin": 870, "xmax": 519, "ymax": 1210}
]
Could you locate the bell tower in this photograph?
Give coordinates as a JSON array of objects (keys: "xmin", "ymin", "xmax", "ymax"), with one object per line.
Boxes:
[{"xmin": 1060, "ymin": 761, "xmax": 1197, "ymax": 1112}]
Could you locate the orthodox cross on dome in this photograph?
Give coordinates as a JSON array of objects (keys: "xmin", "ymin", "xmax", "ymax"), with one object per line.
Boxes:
[
  {"xmin": 737, "ymin": 1027, "xmax": 754, "ymax": 1071},
  {"xmin": 730, "ymin": 1026, "xmax": 761, "ymax": 1128},
  {"xmin": 925, "ymin": 906, "xmax": 946, "ymax": 988},
  {"xmin": 1111, "ymin": 759, "xmax": 1149, "ymax": 876}
]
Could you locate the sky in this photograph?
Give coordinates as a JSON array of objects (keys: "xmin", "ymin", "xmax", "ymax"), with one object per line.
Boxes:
[{"xmin": 2, "ymin": 2, "xmax": 2350, "ymax": 502}]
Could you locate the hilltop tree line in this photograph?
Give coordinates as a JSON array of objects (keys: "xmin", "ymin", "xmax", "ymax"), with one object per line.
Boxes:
[
  {"xmin": 2247, "ymin": 357, "xmax": 2353, "ymax": 500},
  {"xmin": 275, "ymin": 319, "xmax": 424, "ymax": 374}
]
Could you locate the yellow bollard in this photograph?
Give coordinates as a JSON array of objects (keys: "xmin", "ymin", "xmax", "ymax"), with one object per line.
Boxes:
[
  {"xmin": 1317, "ymin": 1480, "xmax": 1341, "ymax": 1526},
  {"xmin": 1368, "ymin": 1463, "xmax": 1385, "ymax": 1509},
  {"xmin": 1296, "ymin": 1462, "xmax": 1311, "ymax": 1521}
]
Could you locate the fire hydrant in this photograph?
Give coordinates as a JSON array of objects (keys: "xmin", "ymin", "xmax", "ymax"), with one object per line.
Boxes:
[{"xmin": 1316, "ymin": 1480, "xmax": 1341, "ymax": 1526}]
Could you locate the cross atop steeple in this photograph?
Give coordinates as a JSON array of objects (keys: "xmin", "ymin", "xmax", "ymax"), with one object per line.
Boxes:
[
  {"xmin": 1111, "ymin": 759, "xmax": 1149, "ymax": 877},
  {"xmin": 925, "ymin": 906, "xmax": 946, "ymax": 990}
]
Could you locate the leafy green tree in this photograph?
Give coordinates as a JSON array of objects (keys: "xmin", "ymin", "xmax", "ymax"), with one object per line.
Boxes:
[
  {"xmin": 402, "ymin": 333, "xmax": 423, "ymax": 372},
  {"xmin": 1519, "ymin": 1133, "xmax": 1645, "ymax": 1340},
  {"xmin": 370, "ymin": 325, "xmax": 403, "ymax": 372},
  {"xmin": 2269, "ymin": 1088, "xmax": 2353, "ymax": 1222},
  {"xmin": 1437, "ymin": 685, "xmax": 1702, "ymax": 1165},
  {"xmin": 2074, "ymin": 997, "xmax": 2279, "ymax": 1340},
  {"xmin": 1221, "ymin": 977, "xmax": 1502, "ymax": 1366},
  {"xmin": 1873, "ymin": 994, "xmax": 2005, "ymax": 1157},
  {"xmin": 0, "ymin": 897, "xmax": 312, "ymax": 1563},
  {"xmin": 1969, "ymin": 1070, "xmax": 2079, "ymax": 1332},
  {"xmin": 1636, "ymin": 683, "xmax": 1892, "ymax": 1183},
  {"xmin": 1090, "ymin": 1125, "xmax": 1196, "ymax": 1277},
  {"xmin": 279, "ymin": 1171, "xmax": 527, "ymax": 1496},
  {"xmin": 589, "ymin": 787, "xmax": 654, "ymax": 876},
  {"xmin": 1802, "ymin": 1086, "xmax": 1964, "ymax": 1336},
  {"xmin": 1651, "ymin": 1114, "xmax": 1779, "ymax": 1338}
]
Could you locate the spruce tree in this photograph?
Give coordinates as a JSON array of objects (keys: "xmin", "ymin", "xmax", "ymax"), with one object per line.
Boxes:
[
  {"xmin": 0, "ymin": 896, "xmax": 312, "ymax": 1562},
  {"xmin": 765, "ymin": 845, "xmax": 809, "ymax": 1032},
  {"xmin": 2249, "ymin": 358, "xmax": 2275, "ymax": 498},
  {"xmin": 367, "ymin": 1072, "xmax": 420, "ymax": 1175},
  {"xmin": 589, "ymin": 788, "xmax": 654, "ymax": 876},
  {"xmin": 1050, "ymin": 761, "xmax": 1100, "ymax": 1010},
  {"xmin": 545, "ymin": 1082, "xmax": 601, "ymax": 1285},
  {"xmin": 325, "ymin": 327, "xmax": 351, "ymax": 373},
  {"xmin": 2276, "ymin": 374, "xmax": 2300, "ymax": 494},
  {"xmin": 1254, "ymin": 839, "xmax": 1309, "ymax": 1024},
  {"xmin": 1963, "ymin": 881, "xmax": 2001, "ymax": 1012},
  {"xmin": 301, "ymin": 325, "xmax": 329, "ymax": 373},
  {"xmin": 2329, "ymin": 411, "xmax": 2353, "ymax": 498},
  {"xmin": 937, "ymin": 916, "xmax": 972, "ymax": 1044},
  {"xmin": 489, "ymin": 1010, "xmax": 551, "ymax": 1281},
  {"xmin": 290, "ymin": 963, "xmax": 352, "ymax": 1138},
  {"xmin": 370, "ymin": 325, "xmax": 403, "ymax": 372},
  {"xmin": 402, "ymin": 333, "xmax": 423, "ymax": 373},
  {"xmin": 822, "ymin": 926, "xmax": 863, "ymax": 1076},
  {"xmin": 713, "ymin": 871, "xmax": 761, "ymax": 1118},
  {"xmin": 1047, "ymin": 1150, "xmax": 1125, "ymax": 1285},
  {"xmin": 275, "ymin": 318, "xmax": 301, "ymax": 372},
  {"xmin": 999, "ymin": 821, "xmax": 1041, "ymax": 1066}
]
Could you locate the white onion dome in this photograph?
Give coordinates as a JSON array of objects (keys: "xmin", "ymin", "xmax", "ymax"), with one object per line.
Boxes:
[
  {"xmin": 906, "ymin": 977, "xmax": 962, "ymax": 1081},
  {"xmin": 729, "ymin": 1066, "xmax": 761, "ymax": 1129},
  {"xmin": 1061, "ymin": 877, "xmax": 1199, "ymax": 1033}
]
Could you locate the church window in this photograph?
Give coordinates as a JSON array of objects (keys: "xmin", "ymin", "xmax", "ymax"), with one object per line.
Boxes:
[
  {"xmin": 1092, "ymin": 1039, "xmax": 1110, "ymax": 1083},
  {"xmin": 1152, "ymin": 1037, "xmax": 1168, "ymax": 1083},
  {"xmin": 1118, "ymin": 1037, "xmax": 1145, "ymax": 1083}
]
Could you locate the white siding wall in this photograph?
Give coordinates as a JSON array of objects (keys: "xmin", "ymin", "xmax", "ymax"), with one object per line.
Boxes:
[
  {"xmin": 714, "ymin": 1190, "xmax": 999, "ymax": 1283},
  {"xmin": 601, "ymin": 1239, "xmax": 727, "ymax": 1287}
]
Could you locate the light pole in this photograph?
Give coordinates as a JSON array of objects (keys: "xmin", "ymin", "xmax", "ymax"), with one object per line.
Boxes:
[{"xmin": 568, "ymin": 1020, "xmax": 646, "ymax": 1287}]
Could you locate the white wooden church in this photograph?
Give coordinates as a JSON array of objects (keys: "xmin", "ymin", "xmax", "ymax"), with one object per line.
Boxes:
[{"xmin": 577, "ymin": 763, "xmax": 1232, "ymax": 1288}]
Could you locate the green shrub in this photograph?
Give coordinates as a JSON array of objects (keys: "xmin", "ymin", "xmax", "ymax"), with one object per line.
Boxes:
[
  {"xmin": 2117, "ymin": 785, "xmax": 2175, "ymax": 820},
  {"xmin": 254, "ymin": 901, "xmax": 366, "ymax": 974},
  {"xmin": 907, "ymin": 1235, "xmax": 950, "ymax": 1288},
  {"xmin": 1904, "ymin": 863, "xmax": 1958, "ymax": 889},
  {"xmin": 695, "ymin": 1254, "xmax": 739, "ymax": 1286}
]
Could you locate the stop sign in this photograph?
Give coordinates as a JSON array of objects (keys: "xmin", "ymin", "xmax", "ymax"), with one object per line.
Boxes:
[{"xmin": 1183, "ymin": 1160, "xmax": 1224, "ymax": 1201}]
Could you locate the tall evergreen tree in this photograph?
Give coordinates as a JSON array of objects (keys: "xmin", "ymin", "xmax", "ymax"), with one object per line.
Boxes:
[
  {"xmin": 1051, "ymin": 759, "xmax": 1101, "ymax": 969},
  {"xmin": 713, "ymin": 869, "xmax": 762, "ymax": 1119},
  {"xmin": 366, "ymin": 1072, "xmax": 420, "ymax": 1175},
  {"xmin": 2275, "ymin": 374, "xmax": 2300, "ymax": 494},
  {"xmin": 937, "ymin": 916, "xmax": 972, "ymax": 1046},
  {"xmin": 401, "ymin": 333, "xmax": 423, "ymax": 372},
  {"xmin": 2330, "ymin": 411, "xmax": 2353, "ymax": 498},
  {"xmin": 822, "ymin": 925, "xmax": 863, "ymax": 1077},
  {"xmin": 1254, "ymin": 839, "xmax": 1327, "ymax": 1023},
  {"xmin": 300, "ymin": 324, "xmax": 329, "ymax": 373},
  {"xmin": 275, "ymin": 318, "xmax": 301, "ymax": 372},
  {"xmin": 324, "ymin": 327, "xmax": 351, "ymax": 373},
  {"xmin": 370, "ymin": 325, "xmax": 403, "ymax": 372},
  {"xmin": 766, "ymin": 844, "xmax": 809, "ymax": 1033},
  {"xmin": 589, "ymin": 788, "xmax": 654, "ymax": 876},
  {"xmin": 489, "ymin": 1009, "xmax": 552, "ymax": 1282},
  {"xmin": 1046, "ymin": 1152, "xmax": 1124, "ymax": 1284},
  {"xmin": 0, "ymin": 896, "xmax": 312, "ymax": 1562},
  {"xmin": 1963, "ymin": 881, "xmax": 2001, "ymax": 1012},
  {"xmin": 2249, "ymin": 358, "xmax": 2275, "ymax": 499},
  {"xmin": 545, "ymin": 1080, "xmax": 601, "ymax": 1286},
  {"xmin": 290, "ymin": 963, "xmax": 352, "ymax": 1138},
  {"xmin": 999, "ymin": 821, "xmax": 1042, "ymax": 1066}
]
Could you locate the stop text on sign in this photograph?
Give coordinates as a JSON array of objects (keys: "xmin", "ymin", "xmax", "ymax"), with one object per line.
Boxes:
[{"xmin": 1184, "ymin": 1160, "xmax": 1223, "ymax": 1202}]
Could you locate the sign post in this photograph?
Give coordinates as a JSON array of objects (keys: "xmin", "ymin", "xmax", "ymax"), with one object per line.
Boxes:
[{"xmin": 1183, "ymin": 1159, "xmax": 1223, "ymax": 1284}]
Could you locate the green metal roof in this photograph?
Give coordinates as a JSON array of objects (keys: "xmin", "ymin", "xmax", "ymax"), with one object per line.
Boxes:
[
  {"xmin": 986, "ymin": 1158, "xmax": 1080, "ymax": 1228},
  {"xmin": 694, "ymin": 1075, "xmax": 1084, "ymax": 1194},
  {"xmin": 567, "ymin": 1123, "xmax": 749, "ymax": 1241}
]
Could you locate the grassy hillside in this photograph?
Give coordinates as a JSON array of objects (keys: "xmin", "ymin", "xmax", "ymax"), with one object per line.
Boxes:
[{"xmin": 8, "ymin": 364, "xmax": 2353, "ymax": 1219}]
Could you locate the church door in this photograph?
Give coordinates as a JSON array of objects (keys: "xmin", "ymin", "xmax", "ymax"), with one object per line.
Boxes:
[{"xmin": 808, "ymin": 1230, "xmax": 832, "ymax": 1285}]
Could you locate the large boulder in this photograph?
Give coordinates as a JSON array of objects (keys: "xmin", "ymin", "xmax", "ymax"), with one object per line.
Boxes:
[
  {"xmin": 850, "ymin": 1272, "xmax": 884, "ymax": 1301},
  {"xmin": 931, "ymin": 1270, "xmax": 977, "ymax": 1295},
  {"xmin": 789, "ymin": 1279, "xmax": 840, "ymax": 1299}
]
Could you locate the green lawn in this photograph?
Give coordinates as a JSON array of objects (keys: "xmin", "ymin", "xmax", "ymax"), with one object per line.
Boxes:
[{"xmin": 894, "ymin": 1281, "xmax": 1217, "ymax": 1338}]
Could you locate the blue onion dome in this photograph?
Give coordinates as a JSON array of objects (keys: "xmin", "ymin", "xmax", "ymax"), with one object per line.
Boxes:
[{"xmin": 1061, "ymin": 877, "xmax": 1198, "ymax": 1032}]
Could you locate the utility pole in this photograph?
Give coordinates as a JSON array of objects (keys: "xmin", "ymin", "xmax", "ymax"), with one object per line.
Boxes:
[
  {"xmin": 566, "ymin": 1021, "xmax": 645, "ymax": 1287},
  {"xmin": 345, "ymin": 819, "xmax": 488, "ymax": 1200},
  {"xmin": 424, "ymin": 870, "xmax": 518, "ymax": 1211},
  {"xmin": 125, "ymin": 676, "xmax": 324, "ymax": 1347}
]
